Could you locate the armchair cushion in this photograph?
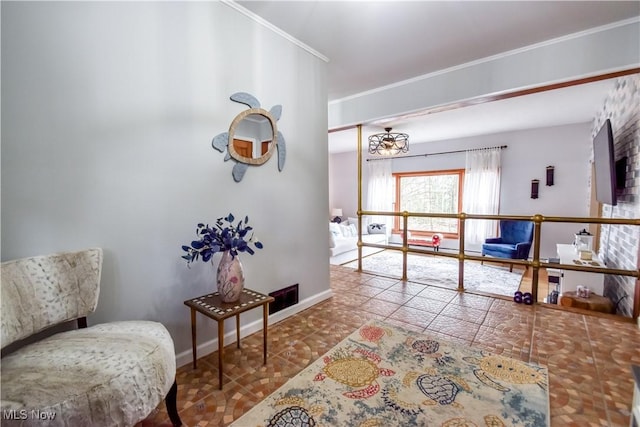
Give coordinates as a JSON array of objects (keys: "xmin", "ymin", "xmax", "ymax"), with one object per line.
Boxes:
[
  {"xmin": 1, "ymin": 321, "xmax": 175, "ymax": 426},
  {"xmin": 1, "ymin": 249, "xmax": 101, "ymax": 348}
]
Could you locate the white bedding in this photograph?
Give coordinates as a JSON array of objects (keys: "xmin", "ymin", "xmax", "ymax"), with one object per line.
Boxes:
[
  {"xmin": 329, "ymin": 233, "xmax": 387, "ymax": 257},
  {"xmin": 329, "ymin": 219, "xmax": 388, "ymax": 264}
]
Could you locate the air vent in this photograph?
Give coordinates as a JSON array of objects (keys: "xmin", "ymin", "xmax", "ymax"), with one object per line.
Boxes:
[{"xmin": 269, "ymin": 284, "xmax": 299, "ymax": 315}]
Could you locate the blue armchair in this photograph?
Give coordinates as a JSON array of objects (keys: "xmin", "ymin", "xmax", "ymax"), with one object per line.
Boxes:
[{"xmin": 481, "ymin": 220, "xmax": 534, "ymax": 272}]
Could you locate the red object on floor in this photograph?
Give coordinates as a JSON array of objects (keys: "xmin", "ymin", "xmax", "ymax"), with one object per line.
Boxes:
[{"xmin": 405, "ymin": 233, "xmax": 442, "ymax": 251}]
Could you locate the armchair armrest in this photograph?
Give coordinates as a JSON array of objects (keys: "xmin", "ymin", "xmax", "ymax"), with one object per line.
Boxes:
[
  {"xmin": 484, "ymin": 237, "xmax": 503, "ymax": 244},
  {"xmin": 514, "ymin": 242, "xmax": 532, "ymax": 259}
]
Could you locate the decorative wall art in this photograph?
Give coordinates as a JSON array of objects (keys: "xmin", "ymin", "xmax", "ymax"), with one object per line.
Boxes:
[{"xmin": 212, "ymin": 92, "xmax": 286, "ymax": 182}]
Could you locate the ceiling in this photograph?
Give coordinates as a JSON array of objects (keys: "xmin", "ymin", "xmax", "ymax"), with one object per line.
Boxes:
[{"xmin": 237, "ymin": 1, "xmax": 640, "ymax": 153}]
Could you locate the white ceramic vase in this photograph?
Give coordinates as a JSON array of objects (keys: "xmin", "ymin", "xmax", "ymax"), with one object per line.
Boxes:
[{"xmin": 216, "ymin": 251, "xmax": 245, "ymax": 303}]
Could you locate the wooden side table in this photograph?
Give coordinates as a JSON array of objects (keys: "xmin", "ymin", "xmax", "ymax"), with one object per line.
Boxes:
[
  {"xmin": 184, "ymin": 288, "xmax": 275, "ymax": 389},
  {"xmin": 559, "ymin": 291, "xmax": 614, "ymax": 314}
]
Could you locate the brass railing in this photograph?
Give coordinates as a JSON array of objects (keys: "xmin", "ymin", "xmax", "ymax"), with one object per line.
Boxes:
[{"xmin": 354, "ymin": 210, "xmax": 640, "ymax": 316}]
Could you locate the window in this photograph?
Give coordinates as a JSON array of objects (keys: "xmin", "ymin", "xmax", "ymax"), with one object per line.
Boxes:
[{"xmin": 393, "ymin": 169, "xmax": 464, "ymax": 237}]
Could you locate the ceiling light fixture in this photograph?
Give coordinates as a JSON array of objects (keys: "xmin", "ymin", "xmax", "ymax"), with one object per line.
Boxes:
[{"xmin": 368, "ymin": 127, "xmax": 409, "ymax": 156}]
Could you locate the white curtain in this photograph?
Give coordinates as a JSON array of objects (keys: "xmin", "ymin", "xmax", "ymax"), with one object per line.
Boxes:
[
  {"xmin": 462, "ymin": 148, "xmax": 502, "ymax": 245},
  {"xmin": 366, "ymin": 159, "xmax": 394, "ymax": 231}
]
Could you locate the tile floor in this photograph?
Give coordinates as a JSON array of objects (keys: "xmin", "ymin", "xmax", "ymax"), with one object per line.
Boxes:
[{"xmin": 142, "ymin": 264, "xmax": 640, "ymax": 427}]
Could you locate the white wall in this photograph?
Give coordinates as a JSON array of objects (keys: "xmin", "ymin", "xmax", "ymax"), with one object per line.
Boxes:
[
  {"xmin": 329, "ymin": 122, "xmax": 593, "ymax": 258},
  {"xmin": 328, "ymin": 151, "xmax": 359, "ymax": 219},
  {"xmin": 1, "ymin": 2, "xmax": 330, "ymax": 360}
]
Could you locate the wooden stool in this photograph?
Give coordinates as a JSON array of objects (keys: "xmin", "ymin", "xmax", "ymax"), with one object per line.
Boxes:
[{"xmin": 560, "ymin": 291, "xmax": 614, "ymax": 313}]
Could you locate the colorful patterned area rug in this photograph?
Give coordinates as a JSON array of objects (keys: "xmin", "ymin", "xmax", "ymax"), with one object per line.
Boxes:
[
  {"xmin": 344, "ymin": 250, "xmax": 524, "ymax": 297},
  {"xmin": 232, "ymin": 320, "xmax": 549, "ymax": 427}
]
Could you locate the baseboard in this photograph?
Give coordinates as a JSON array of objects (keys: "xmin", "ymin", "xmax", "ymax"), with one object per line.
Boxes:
[{"xmin": 175, "ymin": 288, "xmax": 334, "ymax": 368}]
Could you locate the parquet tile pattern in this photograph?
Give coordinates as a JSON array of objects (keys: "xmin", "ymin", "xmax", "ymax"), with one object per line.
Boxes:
[{"xmin": 139, "ymin": 265, "xmax": 640, "ymax": 427}]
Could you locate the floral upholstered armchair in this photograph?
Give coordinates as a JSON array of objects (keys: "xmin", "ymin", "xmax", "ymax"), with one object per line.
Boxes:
[{"xmin": 0, "ymin": 248, "xmax": 182, "ymax": 426}]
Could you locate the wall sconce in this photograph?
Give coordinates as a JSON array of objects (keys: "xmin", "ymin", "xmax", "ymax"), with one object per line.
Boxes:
[
  {"xmin": 546, "ymin": 166, "xmax": 555, "ymax": 186},
  {"xmin": 531, "ymin": 179, "xmax": 540, "ymax": 199}
]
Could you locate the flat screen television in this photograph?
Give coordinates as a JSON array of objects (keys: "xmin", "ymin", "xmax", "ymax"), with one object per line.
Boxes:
[{"xmin": 592, "ymin": 118, "xmax": 617, "ymax": 206}]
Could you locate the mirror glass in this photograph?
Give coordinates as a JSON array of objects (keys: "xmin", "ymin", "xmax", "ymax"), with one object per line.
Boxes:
[{"xmin": 229, "ymin": 113, "xmax": 275, "ymax": 165}]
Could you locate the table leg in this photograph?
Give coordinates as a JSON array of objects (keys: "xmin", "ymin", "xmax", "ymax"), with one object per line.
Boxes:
[
  {"xmin": 263, "ymin": 302, "xmax": 268, "ymax": 365},
  {"xmin": 236, "ymin": 314, "xmax": 241, "ymax": 349},
  {"xmin": 190, "ymin": 308, "xmax": 197, "ymax": 369},
  {"xmin": 218, "ymin": 319, "xmax": 224, "ymax": 390}
]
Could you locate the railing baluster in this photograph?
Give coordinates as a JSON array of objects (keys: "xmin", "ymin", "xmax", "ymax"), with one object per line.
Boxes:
[
  {"xmin": 458, "ymin": 213, "xmax": 466, "ymax": 291},
  {"xmin": 402, "ymin": 212, "xmax": 408, "ymax": 281},
  {"xmin": 531, "ymin": 214, "xmax": 543, "ymax": 303}
]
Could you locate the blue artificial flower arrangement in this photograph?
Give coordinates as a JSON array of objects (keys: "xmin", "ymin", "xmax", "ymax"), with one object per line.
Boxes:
[{"xmin": 181, "ymin": 213, "xmax": 263, "ymax": 265}]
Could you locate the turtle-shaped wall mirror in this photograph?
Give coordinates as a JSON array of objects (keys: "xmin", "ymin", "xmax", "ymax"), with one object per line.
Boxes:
[{"xmin": 211, "ymin": 92, "xmax": 286, "ymax": 182}]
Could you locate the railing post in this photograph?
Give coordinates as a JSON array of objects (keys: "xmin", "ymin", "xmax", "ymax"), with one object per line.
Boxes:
[
  {"xmin": 458, "ymin": 213, "xmax": 466, "ymax": 291},
  {"xmin": 531, "ymin": 214, "xmax": 543, "ymax": 303},
  {"xmin": 402, "ymin": 212, "xmax": 408, "ymax": 281},
  {"xmin": 356, "ymin": 125, "xmax": 363, "ymax": 272}
]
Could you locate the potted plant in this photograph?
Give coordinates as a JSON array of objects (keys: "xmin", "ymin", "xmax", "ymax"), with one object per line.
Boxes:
[{"xmin": 181, "ymin": 213, "xmax": 263, "ymax": 302}]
